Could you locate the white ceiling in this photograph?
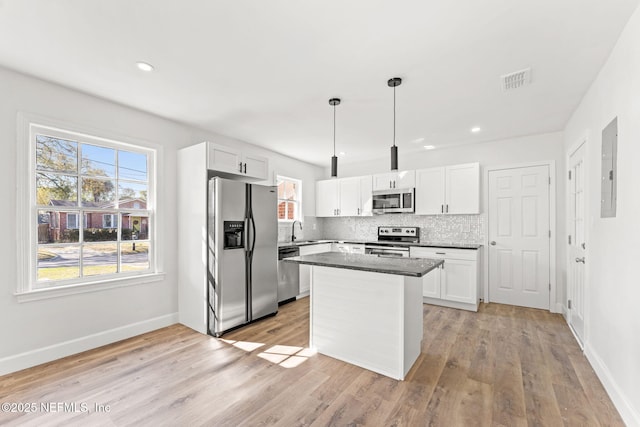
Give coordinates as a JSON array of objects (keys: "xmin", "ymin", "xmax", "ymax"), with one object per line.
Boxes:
[{"xmin": 1, "ymin": 0, "xmax": 638, "ymax": 167}]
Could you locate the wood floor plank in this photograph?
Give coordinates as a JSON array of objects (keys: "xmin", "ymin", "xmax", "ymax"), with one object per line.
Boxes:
[{"xmin": 0, "ymin": 299, "xmax": 624, "ymax": 426}]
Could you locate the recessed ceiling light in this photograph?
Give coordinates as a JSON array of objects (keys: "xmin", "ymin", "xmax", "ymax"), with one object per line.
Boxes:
[
  {"xmin": 423, "ymin": 145, "xmax": 435, "ymax": 150},
  {"xmin": 136, "ymin": 62, "xmax": 154, "ymax": 72},
  {"xmin": 339, "ymin": 151, "xmax": 346, "ymax": 156},
  {"xmin": 471, "ymin": 127, "xmax": 481, "ymax": 133}
]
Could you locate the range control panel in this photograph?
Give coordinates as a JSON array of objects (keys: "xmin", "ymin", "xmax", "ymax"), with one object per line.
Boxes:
[{"xmin": 377, "ymin": 226, "xmax": 419, "ymax": 242}]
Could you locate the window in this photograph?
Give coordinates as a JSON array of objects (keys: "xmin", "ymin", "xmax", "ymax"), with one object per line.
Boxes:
[
  {"xmin": 18, "ymin": 116, "xmax": 157, "ymax": 295},
  {"xmin": 103, "ymin": 214, "xmax": 118, "ymax": 229},
  {"xmin": 277, "ymin": 176, "xmax": 301, "ymax": 221},
  {"xmin": 67, "ymin": 213, "xmax": 79, "ymax": 229}
]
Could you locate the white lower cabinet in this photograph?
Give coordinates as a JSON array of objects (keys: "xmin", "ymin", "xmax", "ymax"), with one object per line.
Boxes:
[
  {"xmin": 299, "ymin": 243, "xmax": 332, "ymax": 295},
  {"xmin": 410, "ymin": 247, "xmax": 480, "ymax": 311}
]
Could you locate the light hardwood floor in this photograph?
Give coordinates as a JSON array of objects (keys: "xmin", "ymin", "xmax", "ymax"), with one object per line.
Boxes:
[{"xmin": 0, "ymin": 299, "xmax": 623, "ymax": 426}]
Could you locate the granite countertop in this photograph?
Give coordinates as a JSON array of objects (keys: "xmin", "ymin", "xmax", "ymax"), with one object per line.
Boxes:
[
  {"xmin": 278, "ymin": 239, "xmax": 482, "ymax": 250},
  {"xmin": 283, "ymin": 252, "xmax": 444, "ymax": 277}
]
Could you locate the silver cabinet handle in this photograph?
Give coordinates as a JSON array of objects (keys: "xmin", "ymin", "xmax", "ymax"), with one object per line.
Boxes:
[
  {"xmin": 581, "ymin": 242, "xmax": 586, "ymax": 249},
  {"xmin": 441, "ymin": 205, "xmax": 444, "ymax": 213},
  {"xmin": 446, "ymin": 204, "xmax": 449, "ymax": 213},
  {"xmin": 490, "ymin": 241, "xmax": 496, "ymax": 245},
  {"xmin": 575, "ymin": 257, "xmax": 585, "ymax": 263},
  {"xmin": 389, "ymin": 180, "xmax": 392, "ymax": 188},
  {"xmin": 243, "ymin": 163, "xmax": 247, "ymax": 174},
  {"xmin": 239, "ymin": 162, "xmax": 243, "ymax": 172},
  {"xmin": 357, "ymin": 208, "xmax": 360, "ymax": 215}
]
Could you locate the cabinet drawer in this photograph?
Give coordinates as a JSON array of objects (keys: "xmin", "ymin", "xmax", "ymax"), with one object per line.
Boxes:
[
  {"xmin": 410, "ymin": 247, "xmax": 478, "ymax": 261},
  {"xmin": 299, "ymin": 243, "xmax": 332, "ymax": 256}
]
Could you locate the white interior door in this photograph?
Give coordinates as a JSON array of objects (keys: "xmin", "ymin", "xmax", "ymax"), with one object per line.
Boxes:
[
  {"xmin": 488, "ymin": 165, "xmax": 550, "ymax": 309},
  {"xmin": 568, "ymin": 143, "xmax": 587, "ymax": 345}
]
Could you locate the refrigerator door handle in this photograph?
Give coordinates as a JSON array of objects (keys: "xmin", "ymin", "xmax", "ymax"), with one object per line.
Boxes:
[
  {"xmin": 250, "ymin": 214, "xmax": 257, "ymax": 253},
  {"xmin": 244, "ymin": 218, "xmax": 250, "ymax": 252}
]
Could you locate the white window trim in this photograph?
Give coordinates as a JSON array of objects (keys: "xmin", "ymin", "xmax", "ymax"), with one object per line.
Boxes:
[
  {"xmin": 16, "ymin": 112, "xmax": 165, "ymax": 301},
  {"xmin": 277, "ymin": 175, "xmax": 302, "ymax": 223}
]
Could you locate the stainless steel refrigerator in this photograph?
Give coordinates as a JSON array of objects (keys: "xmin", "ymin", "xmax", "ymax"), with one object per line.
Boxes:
[{"xmin": 207, "ymin": 177, "xmax": 278, "ymax": 336}]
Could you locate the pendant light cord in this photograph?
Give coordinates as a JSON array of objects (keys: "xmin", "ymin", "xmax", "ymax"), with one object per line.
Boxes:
[
  {"xmin": 392, "ymin": 85, "xmax": 396, "ymax": 148},
  {"xmin": 333, "ymin": 103, "xmax": 336, "ymax": 156}
]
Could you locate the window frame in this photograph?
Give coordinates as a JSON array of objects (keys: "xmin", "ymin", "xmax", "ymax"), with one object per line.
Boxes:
[
  {"xmin": 276, "ymin": 175, "xmax": 302, "ymax": 223},
  {"xmin": 16, "ymin": 112, "xmax": 164, "ymax": 302}
]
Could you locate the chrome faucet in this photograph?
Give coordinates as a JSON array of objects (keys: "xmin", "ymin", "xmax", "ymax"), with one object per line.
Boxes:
[{"xmin": 291, "ymin": 220, "xmax": 303, "ymax": 242}]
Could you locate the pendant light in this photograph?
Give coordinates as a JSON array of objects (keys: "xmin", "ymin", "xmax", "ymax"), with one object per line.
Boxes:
[
  {"xmin": 329, "ymin": 98, "xmax": 341, "ymax": 177},
  {"xmin": 388, "ymin": 77, "xmax": 402, "ymax": 170}
]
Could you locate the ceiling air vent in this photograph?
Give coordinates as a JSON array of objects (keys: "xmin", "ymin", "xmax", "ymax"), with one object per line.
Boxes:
[{"xmin": 501, "ymin": 68, "xmax": 531, "ymax": 92}]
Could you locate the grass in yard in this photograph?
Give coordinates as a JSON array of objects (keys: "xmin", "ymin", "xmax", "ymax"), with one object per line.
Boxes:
[
  {"xmin": 38, "ymin": 250, "xmax": 57, "ymax": 260},
  {"xmin": 38, "ymin": 264, "xmax": 148, "ymax": 281}
]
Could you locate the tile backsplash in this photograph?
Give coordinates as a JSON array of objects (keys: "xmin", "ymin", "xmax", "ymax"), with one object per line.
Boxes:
[
  {"xmin": 277, "ymin": 216, "xmax": 324, "ymax": 243},
  {"xmin": 320, "ymin": 214, "xmax": 485, "ymax": 243},
  {"xmin": 278, "ymin": 214, "xmax": 484, "ymax": 244}
]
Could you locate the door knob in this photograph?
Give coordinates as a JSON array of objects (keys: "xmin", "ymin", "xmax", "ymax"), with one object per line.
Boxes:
[
  {"xmin": 490, "ymin": 241, "xmax": 496, "ymax": 246},
  {"xmin": 575, "ymin": 257, "xmax": 585, "ymax": 263}
]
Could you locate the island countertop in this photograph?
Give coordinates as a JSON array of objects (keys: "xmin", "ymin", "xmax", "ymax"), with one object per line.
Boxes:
[{"xmin": 283, "ymin": 252, "xmax": 443, "ymax": 277}]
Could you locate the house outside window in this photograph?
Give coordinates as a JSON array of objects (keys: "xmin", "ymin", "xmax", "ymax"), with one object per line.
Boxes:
[
  {"xmin": 18, "ymin": 115, "xmax": 157, "ymax": 296},
  {"xmin": 277, "ymin": 176, "xmax": 301, "ymax": 222}
]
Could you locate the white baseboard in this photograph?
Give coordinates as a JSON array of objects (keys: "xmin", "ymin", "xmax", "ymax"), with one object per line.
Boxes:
[
  {"xmin": 554, "ymin": 302, "xmax": 565, "ymax": 315},
  {"xmin": 0, "ymin": 312, "xmax": 179, "ymax": 377},
  {"xmin": 584, "ymin": 343, "xmax": 640, "ymax": 427}
]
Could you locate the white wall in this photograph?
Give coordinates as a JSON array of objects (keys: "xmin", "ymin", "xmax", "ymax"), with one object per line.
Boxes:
[
  {"xmin": 326, "ymin": 132, "xmax": 567, "ymax": 306},
  {"xmin": 0, "ymin": 66, "xmax": 322, "ymax": 374},
  {"xmin": 563, "ymin": 5, "xmax": 640, "ymax": 425}
]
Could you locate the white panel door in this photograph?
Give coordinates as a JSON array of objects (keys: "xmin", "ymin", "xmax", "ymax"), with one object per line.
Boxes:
[
  {"xmin": 568, "ymin": 143, "xmax": 587, "ymax": 344},
  {"xmin": 446, "ymin": 163, "xmax": 480, "ymax": 214},
  {"xmin": 415, "ymin": 167, "xmax": 445, "ymax": 215},
  {"xmin": 488, "ymin": 165, "xmax": 550, "ymax": 309}
]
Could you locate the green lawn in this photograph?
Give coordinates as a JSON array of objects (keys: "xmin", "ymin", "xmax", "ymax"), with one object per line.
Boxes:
[{"xmin": 38, "ymin": 264, "xmax": 148, "ymax": 281}]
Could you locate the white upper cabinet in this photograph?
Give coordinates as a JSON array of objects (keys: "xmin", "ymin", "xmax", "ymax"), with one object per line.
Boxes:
[
  {"xmin": 338, "ymin": 177, "xmax": 361, "ymax": 216},
  {"xmin": 316, "ymin": 179, "xmax": 340, "ymax": 217},
  {"xmin": 415, "ymin": 162, "xmax": 479, "ymax": 214},
  {"xmin": 316, "ymin": 175, "xmax": 373, "ymax": 217},
  {"xmin": 207, "ymin": 142, "xmax": 269, "ymax": 180},
  {"xmin": 359, "ymin": 175, "xmax": 373, "ymax": 216},
  {"xmin": 415, "ymin": 167, "xmax": 445, "ymax": 214},
  {"xmin": 372, "ymin": 170, "xmax": 415, "ymax": 191}
]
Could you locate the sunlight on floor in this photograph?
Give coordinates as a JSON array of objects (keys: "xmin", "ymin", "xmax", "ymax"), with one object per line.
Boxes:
[{"xmin": 220, "ymin": 339, "xmax": 316, "ymax": 369}]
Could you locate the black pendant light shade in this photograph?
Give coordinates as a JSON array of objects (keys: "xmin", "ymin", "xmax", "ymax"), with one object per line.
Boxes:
[
  {"xmin": 390, "ymin": 145, "xmax": 398, "ymax": 170},
  {"xmin": 329, "ymin": 97, "xmax": 341, "ymax": 177},
  {"xmin": 388, "ymin": 77, "xmax": 402, "ymax": 171},
  {"xmin": 331, "ymin": 155, "xmax": 338, "ymax": 177}
]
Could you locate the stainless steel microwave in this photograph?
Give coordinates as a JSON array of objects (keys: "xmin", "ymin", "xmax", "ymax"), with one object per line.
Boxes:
[{"xmin": 372, "ymin": 188, "xmax": 415, "ymax": 214}]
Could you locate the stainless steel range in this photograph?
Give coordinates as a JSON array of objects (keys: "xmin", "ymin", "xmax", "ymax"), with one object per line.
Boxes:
[{"xmin": 364, "ymin": 226, "xmax": 419, "ymax": 257}]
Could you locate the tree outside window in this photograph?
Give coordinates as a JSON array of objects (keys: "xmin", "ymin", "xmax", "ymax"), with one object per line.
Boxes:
[
  {"xmin": 33, "ymin": 130, "xmax": 152, "ymax": 287},
  {"xmin": 277, "ymin": 176, "xmax": 301, "ymax": 222}
]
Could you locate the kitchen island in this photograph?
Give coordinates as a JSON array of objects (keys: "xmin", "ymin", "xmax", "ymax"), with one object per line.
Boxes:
[{"xmin": 284, "ymin": 252, "xmax": 442, "ymax": 380}]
